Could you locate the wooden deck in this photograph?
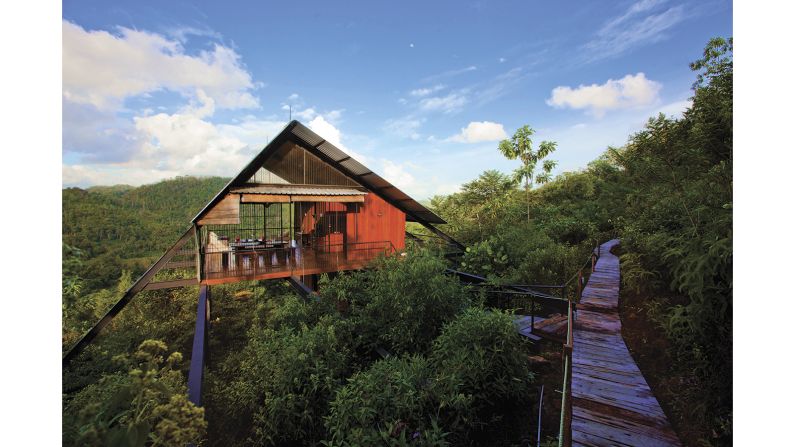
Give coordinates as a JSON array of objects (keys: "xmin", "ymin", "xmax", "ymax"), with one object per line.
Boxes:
[
  {"xmin": 515, "ymin": 314, "xmax": 569, "ymax": 343},
  {"xmin": 571, "ymin": 239, "xmax": 680, "ymax": 447},
  {"xmin": 201, "ymin": 242, "xmax": 391, "ymax": 286}
]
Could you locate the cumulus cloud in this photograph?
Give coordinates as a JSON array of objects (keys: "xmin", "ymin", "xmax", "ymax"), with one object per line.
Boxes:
[
  {"xmin": 63, "ymin": 91, "xmax": 286, "ymax": 186},
  {"xmin": 448, "ymin": 121, "xmax": 508, "ymax": 143},
  {"xmin": 381, "ymin": 160, "xmax": 416, "ymax": 189},
  {"xmin": 546, "ymin": 73, "xmax": 661, "ymax": 117},
  {"xmin": 62, "ymin": 99, "xmax": 144, "ymax": 163},
  {"xmin": 132, "ymin": 96, "xmax": 253, "ymax": 175},
  {"xmin": 62, "ymin": 20, "xmax": 259, "ymax": 111},
  {"xmin": 307, "ymin": 114, "xmax": 369, "ymax": 163}
]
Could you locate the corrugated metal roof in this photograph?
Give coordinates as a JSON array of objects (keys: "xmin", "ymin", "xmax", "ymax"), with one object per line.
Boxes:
[
  {"xmin": 231, "ymin": 185, "xmax": 367, "ymax": 196},
  {"xmin": 193, "ymin": 121, "xmax": 447, "ymax": 225},
  {"xmin": 289, "ymin": 122, "xmax": 446, "ymax": 224}
]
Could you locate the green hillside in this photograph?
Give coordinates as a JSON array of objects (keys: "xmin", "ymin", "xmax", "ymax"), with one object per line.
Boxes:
[{"xmin": 63, "ymin": 176, "xmax": 229, "ymax": 290}]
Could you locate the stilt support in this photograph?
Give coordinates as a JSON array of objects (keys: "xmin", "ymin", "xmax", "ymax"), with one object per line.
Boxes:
[{"xmin": 187, "ymin": 285, "xmax": 210, "ymax": 406}]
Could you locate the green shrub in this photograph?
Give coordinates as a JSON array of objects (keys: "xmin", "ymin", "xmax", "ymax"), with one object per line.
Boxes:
[
  {"xmin": 320, "ymin": 251, "xmax": 471, "ymax": 355},
  {"xmin": 460, "ymin": 224, "xmax": 587, "ymax": 286},
  {"xmin": 324, "ymin": 355, "xmax": 448, "ymax": 446},
  {"xmin": 63, "ymin": 340, "xmax": 206, "ymax": 447},
  {"xmin": 223, "ymin": 316, "xmax": 352, "ymax": 446},
  {"xmin": 258, "ymin": 293, "xmax": 336, "ymax": 332},
  {"xmin": 429, "ymin": 308, "xmax": 533, "ymax": 435}
]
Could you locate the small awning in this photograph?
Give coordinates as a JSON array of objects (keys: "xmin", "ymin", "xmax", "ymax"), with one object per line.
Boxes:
[{"xmin": 231, "ymin": 184, "xmax": 367, "ymax": 203}]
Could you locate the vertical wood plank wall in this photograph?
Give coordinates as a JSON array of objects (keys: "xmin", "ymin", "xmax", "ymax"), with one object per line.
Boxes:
[{"xmin": 356, "ymin": 192, "xmax": 405, "ymax": 250}]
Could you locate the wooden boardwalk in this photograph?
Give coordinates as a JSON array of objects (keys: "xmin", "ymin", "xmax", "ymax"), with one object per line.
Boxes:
[{"xmin": 571, "ymin": 240, "xmax": 680, "ymax": 447}]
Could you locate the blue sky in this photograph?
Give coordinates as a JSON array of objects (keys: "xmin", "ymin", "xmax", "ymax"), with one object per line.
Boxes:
[{"xmin": 62, "ymin": 0, "xmax": 732, "ymax": 198}]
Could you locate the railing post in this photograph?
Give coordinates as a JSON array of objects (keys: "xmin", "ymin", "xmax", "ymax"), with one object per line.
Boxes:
[
  {"xmin": 576, "ymin": 270, "xmax": 582, "ymax": 302},
  {"xmin": 591, "ymin": 253, "xmax": 596, "ymax": 273}
]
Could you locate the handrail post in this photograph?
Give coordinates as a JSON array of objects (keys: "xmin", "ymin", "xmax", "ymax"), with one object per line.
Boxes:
[{"xmin": 576, "ymin": 269, "xmax": 582, "ymax": 302}]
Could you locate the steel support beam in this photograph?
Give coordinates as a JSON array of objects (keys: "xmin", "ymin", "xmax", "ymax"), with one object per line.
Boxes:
[
  {"xmin": 63, "ymin": 227, "xmax": 197, "ymax": 366},
  {"xmin": 188, "ymin": 285, "xmax": 210, "ymax": 407}
]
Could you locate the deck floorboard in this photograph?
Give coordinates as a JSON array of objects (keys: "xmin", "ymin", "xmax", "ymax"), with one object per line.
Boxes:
[{"xmin": 571, "ymin": 239, "xmax": 680, "ymax": 446}]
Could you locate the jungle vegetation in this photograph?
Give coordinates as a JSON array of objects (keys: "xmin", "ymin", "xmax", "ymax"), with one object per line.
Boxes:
[{"xmin": 62, "ymin": 37, "xmax": 731, "ymax": 446}]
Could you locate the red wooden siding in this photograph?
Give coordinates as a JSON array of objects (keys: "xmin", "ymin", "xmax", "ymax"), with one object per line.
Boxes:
[
  {"xmin": 355, "ymin": 192, "xmax": 405, "ymax": 250},
  {"xmin": 296, "ymin": 194, "xmax": 405, "ymax": 251}
]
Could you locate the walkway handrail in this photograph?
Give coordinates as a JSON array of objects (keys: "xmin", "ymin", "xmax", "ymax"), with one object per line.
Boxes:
[
  {"xmin": 453, "ymin": 239, "xmax": 603, "ymax": 446},
  {"xmin": 557, "ymin": 240, "xmax": 602, "ymax": 447}
]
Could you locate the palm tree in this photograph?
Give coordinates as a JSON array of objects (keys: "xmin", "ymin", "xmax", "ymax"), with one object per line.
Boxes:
[{"xmin": 498, "ymin": 125, "xmax": 558, "ymax": 223}]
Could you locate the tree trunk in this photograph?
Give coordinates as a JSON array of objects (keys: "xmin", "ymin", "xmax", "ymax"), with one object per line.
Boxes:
[{"xmin": 525, "ymin": 176, "xmax": 530, "ymax": 223}]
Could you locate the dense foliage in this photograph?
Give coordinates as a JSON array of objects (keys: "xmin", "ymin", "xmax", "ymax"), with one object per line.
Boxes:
[
  {"xmin": 611, "ymin": 38, "xmax": 733, "ymax": 441},
  {"xmin": 319, "ymin": 253, "xmax": 471, "ymax": 355},
  {"xmin": 63, "ymin": 340, "xmax": 206, "ymax": 446},
  {"xmin": 324, "ymin": 355, "xmax": 446, "ymax": 446}
]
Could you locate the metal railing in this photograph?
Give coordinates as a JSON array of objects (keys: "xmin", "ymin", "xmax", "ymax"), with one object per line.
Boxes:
[
  {"xmin": 451, "ymin": 240, "xmax": 603, "ymax": 446},
  {"xmin": 202, "ymin": 240, "xmax": 395, "ymax": 281},
  {"xmin": 558, "ymin": 242, "xmax": 601, "ymax": 447}
]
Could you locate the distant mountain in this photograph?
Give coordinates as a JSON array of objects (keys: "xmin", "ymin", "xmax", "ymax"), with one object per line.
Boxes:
[{"xmin": 63, "ymin": 176, "xmax": 230, "ymax": 290}]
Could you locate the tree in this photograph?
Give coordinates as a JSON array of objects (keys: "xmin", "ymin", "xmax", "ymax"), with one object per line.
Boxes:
[
  {"xmin": 498, "ymin": 126, "xmax": 557, "ymax": 222},
  {"xmin": 459, "ymin": 170, "xmax": 517, "ymax": 239}
]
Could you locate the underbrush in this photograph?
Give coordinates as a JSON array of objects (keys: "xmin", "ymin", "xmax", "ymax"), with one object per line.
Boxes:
[{"xmin": 620, "ymin": 285, "xmax": 731, "ymax": 446}]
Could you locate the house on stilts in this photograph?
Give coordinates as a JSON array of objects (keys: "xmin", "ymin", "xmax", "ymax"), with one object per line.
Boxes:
[{"xmin": 63, "ymin": 120, "xmax": 463, "ymax": 404}]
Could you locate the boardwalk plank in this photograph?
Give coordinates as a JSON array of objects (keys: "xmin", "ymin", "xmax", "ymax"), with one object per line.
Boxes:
[{"xmin": 571, "ymin": 239, "xmax": 680, "ymax": 446}]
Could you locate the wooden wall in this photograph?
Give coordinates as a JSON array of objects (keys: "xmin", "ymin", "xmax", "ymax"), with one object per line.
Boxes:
[
  {"xmin": 354, "ymin": 192, "xmax": 405, "ymax": 250},
  {"xmin": 197, "ymin": 194, "xmax": 240, "ymax": 225},
  {"xmin": 200, "ymin": 192, "xmax": 405, "ymax": 250},
  {"xmin": 296, "ymin": 193, "xmax": 405, "ymax": 250}
]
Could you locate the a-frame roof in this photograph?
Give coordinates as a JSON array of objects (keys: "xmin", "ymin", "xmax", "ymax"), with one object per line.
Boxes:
[{"xmin": 192, "ymin": 120, "xmax": 446, "ymax": 225}]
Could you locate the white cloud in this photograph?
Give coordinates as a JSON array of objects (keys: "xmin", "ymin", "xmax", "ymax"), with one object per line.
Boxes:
[
  {"xmin": 63, "ymin": 164, "xmax": 179, "ymax": 187},
  {"xmin": 381, "ymin": 160, "xmax": 416, "ymax": 189},
  {"xmin": 307, "ymin": 114, "xmax": 369, "ymax": 163},
  {"xmin": 583, "ymin": 1, "xmax": 687, "ymax": 62},
  {"xmin": 448, "ymin": 121, "xmax": 508, "ymax": 143},
  {"xmin": 409, "ymin": 84, "xmax": 445, "ymax": 97},
  {"xmin": 63, "ymin": 89, "xmax": 286, "ymax": 187},
  {"xmin": 217, "ymin": 119, "xmax": 288, "ymax": 148},
  {"xmin": 294, "ymin": 107, "xmax": 318, "ymax": 121},
  {"xmin": 383, "ymin": 117, "xmax": 423, "ymax": 140},
  {"xmin": 546, "ymin": 73, "xmax": 662, "ymax": 117},
  {"xmin": 419, "ymin": 91, "xmax": 468, "ymax": 113},
  {"xmin": 133, "ymin": 97, "xmax": 253, "ymax": 176},
  {"xmin": 653, "ymin": 99, "xmax": 692, "ymax": 118},
  {"xmin": 62, "ymin": 20, "xmax": 259, "ymax": 111}
]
